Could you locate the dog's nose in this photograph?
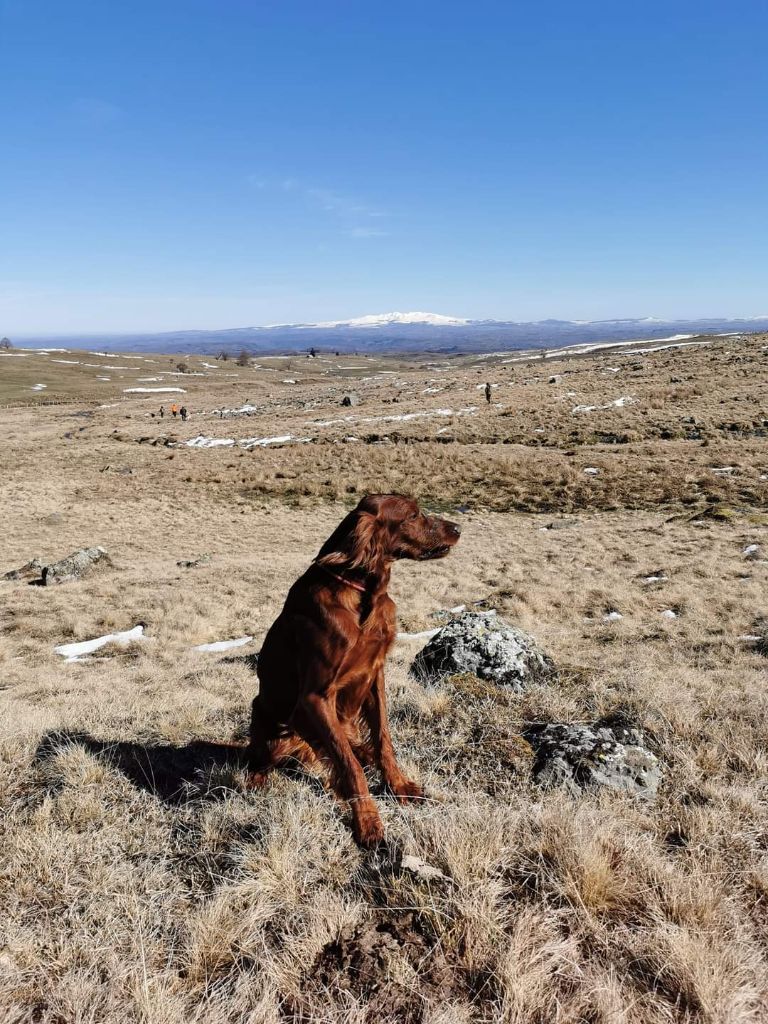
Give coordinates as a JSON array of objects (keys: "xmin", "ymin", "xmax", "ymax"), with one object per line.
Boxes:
[{"xmin": 447, "ymin": 520, "xmax": 461, "ymax": 537}]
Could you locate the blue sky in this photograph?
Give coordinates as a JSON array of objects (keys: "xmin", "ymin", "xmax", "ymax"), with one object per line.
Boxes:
[{"xmin": 2, "ymin": 0, "xmax": 767, "ymax": 334}]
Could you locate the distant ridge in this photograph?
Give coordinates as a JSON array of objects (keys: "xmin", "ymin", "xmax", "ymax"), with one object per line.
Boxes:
[{"xmin": 13, "ymin": 312, "xmax": 768, "ymax": 355}]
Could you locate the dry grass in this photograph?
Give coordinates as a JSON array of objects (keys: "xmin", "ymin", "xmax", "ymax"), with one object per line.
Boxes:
[{"xmin": 2, "ymin": 335, "xmax": 768, "ymax": 1021}]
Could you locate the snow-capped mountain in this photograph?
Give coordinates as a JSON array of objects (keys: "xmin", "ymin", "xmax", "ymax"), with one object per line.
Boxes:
[
  {"xmin": 15, "ymin": 313, "xmax": 768, "ymax": 354},
  {"xmin": 265, "ymin": 311, "xmax": 469, "ymax": 329}
]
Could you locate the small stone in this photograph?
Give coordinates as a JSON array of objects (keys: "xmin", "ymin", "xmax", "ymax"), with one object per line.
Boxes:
[
  {"xmin": 545, "ymin": 519, "xmax": 580, "ymax": 531},
  {"xmin": 400, "ymin": 855, "xmax": 449, "ymax": 883},
  {"xmin": 177, "ymin": 554, "xmax": 212, "ymax": 569}
]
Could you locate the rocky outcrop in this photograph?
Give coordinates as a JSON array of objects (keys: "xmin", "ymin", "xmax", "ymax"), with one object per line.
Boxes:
[
  {"xmin": 2, "ymin": 558, "xmax": 44, "ymax": 582},
  {"xmin": 411, "ymin": 612, "xmax": 554, "ymax": 691},
  {"xmin": 524, "ymin": 721, "xmax": 661, "ymax": 799},
  {"xmin": 41, "ymin": 546, "xmax": 110, "ymax": 586}
]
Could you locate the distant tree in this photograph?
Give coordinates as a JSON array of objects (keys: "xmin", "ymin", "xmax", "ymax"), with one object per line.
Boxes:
[
  {"xmin": 236, "ymin": 349, "xmax": 251, "ymax": 367},
  {"xmin": 217, "ymin": 350, "xmax": 230, "ymax": 361},
  {"xmin": 0, "ymin": 337, "xmax": 12, "ymax": 350}
]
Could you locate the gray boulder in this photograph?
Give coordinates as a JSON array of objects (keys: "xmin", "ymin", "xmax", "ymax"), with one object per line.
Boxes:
[
  {"xmin": 524, "ymin": 722, "xmax": 661, "ymax": 800},
  {"xmin": 3, "ymin": 558, "xmax": 43, "ymax": 582},
  {"xmin": 411, "ymin": 612, "xmax": 554, "ymax": 691},
  {"xmin": 41, "ymin": 546, "xmax": 110, "ymax": 585}
]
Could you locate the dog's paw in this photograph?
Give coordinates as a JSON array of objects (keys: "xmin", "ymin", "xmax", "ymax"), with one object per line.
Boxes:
[
  {"xmin": 353, "ymin": 806, "xmax": 386, "ymax": 848},
  {"xmin": 243, "ymin": 769, "xmax": 270, "ymax": 790},
  {"xmin": 389, "ymin": 777, "xmax": 424, "ymax": 805}
]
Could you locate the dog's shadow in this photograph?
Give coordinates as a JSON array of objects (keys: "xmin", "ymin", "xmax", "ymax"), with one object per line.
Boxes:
[
  {"xmin": 34, "ymin": 730, "xmax": 251, "ymax": 803},
  {"xmin": 34, "ymin": 729, "xmax": 330, "ymax": 804}
]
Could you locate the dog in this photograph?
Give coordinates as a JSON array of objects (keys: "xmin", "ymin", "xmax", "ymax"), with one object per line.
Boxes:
[{"xmin": 246, "ymin": 493, "xmax": 461, "ymax": 845}]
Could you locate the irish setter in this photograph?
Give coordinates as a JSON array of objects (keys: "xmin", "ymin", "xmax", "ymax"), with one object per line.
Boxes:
[{"xmin": 246, "ymin": 494, "xmax": 461, "ymax": 846}]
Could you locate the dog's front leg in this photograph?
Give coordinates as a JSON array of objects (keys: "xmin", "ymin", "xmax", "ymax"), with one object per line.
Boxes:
[
  {"xmin": 364, "ymin": 667, "xmax": 423, "ymax": 804},
  {"xmin": 303, "ymin": 692, "xmax": 384, "ymax": 847}
]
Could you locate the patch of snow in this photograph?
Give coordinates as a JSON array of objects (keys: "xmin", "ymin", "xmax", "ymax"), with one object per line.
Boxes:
[
  {"xmin": 603, "ymin": 611, "xmax": 623, "ymax": 622},
  {"xmin": 710, "ymin": 466, "xmax": 735, "ymax": 475},
  {"xmin": 30, "ymin": 383, "xmax": 48, "ymax": 391},
  {"xmin": 55, "ymin": 624, "xmax": 145, "ymax": 663},
  {"xmin": 51, "ymin": 359, "xmax": 80, "ymax": 364},
  {"xmin": 282, "ymin": 378, "xmax": 298, "ymax": 384},
  {"xmin": 572, "ymin": 396, "xmax": 636, "ymax": 414},
  {"xmin": 184, "ymin": 433, "xmax": 305, "ymax": 450},
  {"xmin": 241, "ymin": 434, "xmax": 306, "ymax": 449},
  {"xmin": 96, "ymin": 376, "xmax": 111, "ymax": 381},
  {"xmin": 193, "ymin": 635, "xmax": 254, "ymax": 652},
  {"xmin": 743, "ymin": 544, "xmax": 760, "ymax": 558},
  {"xmin": 584, "ymin": 467, "xmax": 599, "ymax": 475},
  {"xmin": 616, "ymin": 340, "xmax": 713, "ymax": 356},
  {"xmin": 643, "ymin": 574, "xmax": 668, "ymax": 584},
  {"xmin": 396, "ymin": 628, "xmax": 441, "ymax": 641},
  {"xmin": 661, "ymin": 609, "xmax": 678, "ymax": 619},
  {"xmin": 124, "ymin": 387, "xmax": 187, "ymax": 394},
  {"xmin": 312, "ymin": 407, "xmax": 477, "ymax": 429},
  {"xmin": 546, "ymin": 335, "xmax": 696, "ymax": 359},
  {"xmin": 186, "ymin": 436, "xmax": 235, "ymax": 448}
]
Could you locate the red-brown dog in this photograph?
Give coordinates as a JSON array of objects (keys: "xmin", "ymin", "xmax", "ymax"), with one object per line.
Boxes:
[{"xmin": 246, "ymin": 493, "xmax": 461, "ymax": 845}]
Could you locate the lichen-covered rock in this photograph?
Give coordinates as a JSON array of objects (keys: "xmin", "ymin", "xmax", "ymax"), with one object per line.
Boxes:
[
  {"xmin": 524, "ymin": 722, "xmax": 661, "ymax": 800},
  {"xmin": 42, "ymin": 546, "xmax": 110, "ymax": 585},
  {"xmin": 411, "ymin": 612, "xmax": 554, "ymax": 691},
  {"xmin": 2, "ymin": 558, "xmax": 43, "ymax": 582}
]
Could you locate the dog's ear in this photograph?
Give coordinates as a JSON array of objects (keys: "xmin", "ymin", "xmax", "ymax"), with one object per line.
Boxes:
[
  {"xmin": 346, "ymin": 511, "xmax": 383, "ymax": 570},
  {"xmin": 315, "ymin": 509, "xmax": 383, "ymax": 571}
]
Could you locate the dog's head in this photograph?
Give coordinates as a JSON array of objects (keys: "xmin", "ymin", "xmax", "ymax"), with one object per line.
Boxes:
[{"xmin": 316, "ymin": 493, "xmax": 461, "ymax": 572}]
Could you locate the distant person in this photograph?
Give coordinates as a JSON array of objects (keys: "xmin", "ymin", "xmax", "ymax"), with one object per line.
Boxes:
[
  {"xmin": 171, "ymin": 403, "xmax": 178, "ymax": 418},
  {"xmin": 180, "ymin": 406, "xmax": 188, "ymax": 421},
  {"xmin": 159, "ymin": 405, "xmax": 165, "ymax": 419},
  {"xmin": 485, "ymin": 382, "xmax": 492, "ymax": 405}
]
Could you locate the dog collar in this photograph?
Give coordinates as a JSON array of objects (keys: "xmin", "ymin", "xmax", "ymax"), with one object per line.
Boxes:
[{"xmin": 316, "ymin": 564, "xmax": 367, "ymax": 593}]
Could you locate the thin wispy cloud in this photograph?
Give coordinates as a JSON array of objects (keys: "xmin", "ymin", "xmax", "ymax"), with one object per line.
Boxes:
[
  {"xmin": 248, "ymin": 176, "xmax": 389, "ymax": 237},
  {"xmin": 69, "ymin": 98, "xmax": 122, "ymax": 128},
  {"xmin": 345, "ymin": 226, "xmax": 389, "ymax": 238}
]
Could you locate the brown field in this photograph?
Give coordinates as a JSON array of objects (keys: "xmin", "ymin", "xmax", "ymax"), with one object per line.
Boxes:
[{"xmin": 1, "ymin": 333, "xmax": 768, "ymax": 1022}]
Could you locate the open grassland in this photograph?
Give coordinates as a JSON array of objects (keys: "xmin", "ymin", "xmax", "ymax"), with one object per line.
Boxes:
[{"xmin": 1, "ymin": 334, "xmax": 768, "ymax": 1022}]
